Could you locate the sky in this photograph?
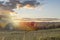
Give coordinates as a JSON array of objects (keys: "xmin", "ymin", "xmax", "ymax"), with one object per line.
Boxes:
[{"xmin": 0, "ymin": 0, "xmax": 60, "ymax": 18}]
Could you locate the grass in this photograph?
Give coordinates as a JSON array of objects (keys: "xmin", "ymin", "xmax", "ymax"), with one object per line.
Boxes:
[{"xmin": 0, "ymin": 28, "xmax": 60, "ymax": 40}]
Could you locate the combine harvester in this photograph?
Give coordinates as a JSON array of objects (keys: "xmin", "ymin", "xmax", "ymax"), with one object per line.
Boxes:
[{"xmin": 0, "ymin": 9, "xmax": 38, "ymax": 31}]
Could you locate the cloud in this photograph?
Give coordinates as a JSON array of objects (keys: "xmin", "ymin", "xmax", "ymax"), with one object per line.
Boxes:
[
  {"xmin": 21, "ymin": 0, "xmax": 40, "ymax": 7},
  {"xmin": 0, "ymin": 0, "xmax": 44, "ymax": 10}
]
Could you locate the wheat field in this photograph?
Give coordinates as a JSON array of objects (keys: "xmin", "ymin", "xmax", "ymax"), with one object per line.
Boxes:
[{"xmin": 0, "ymin": 28, "xmax": 60, "ymax": 40}]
